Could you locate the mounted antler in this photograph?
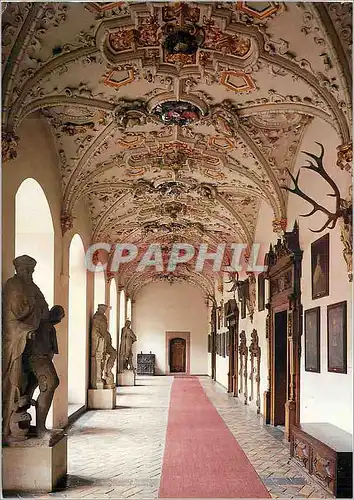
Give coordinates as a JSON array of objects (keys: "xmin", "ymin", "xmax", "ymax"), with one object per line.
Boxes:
[
  {"xmin": 283, "ymin": 142, "xmax": 350, "ymax": 233},
  {"xmin": 225, "ymin": 271, "xmax": 240, "ymax": 293}
]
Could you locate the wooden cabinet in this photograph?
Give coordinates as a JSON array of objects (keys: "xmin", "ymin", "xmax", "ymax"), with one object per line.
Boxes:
[
  {"xmin": 291, "ymin": 424, "xmax": 352, "ymax": 498},
  {"xmin": 137, "ymin": 353, "xmax": 155, "ymax": 375}
]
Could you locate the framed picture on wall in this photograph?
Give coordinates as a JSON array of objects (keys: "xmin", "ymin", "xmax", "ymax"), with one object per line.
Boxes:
[
  {"xmin": 304, "ymin": 307, "xmax": 320, "ymax": 373},
  {"xmin": 311, "ymin": 233, "xmax": 329, "ymax": 300},
  {"xmin": 258, "ymin": 273, "xmax": 265, "ymax": 312},
  {"xmin": 327, "ymin": 301, "xmax": 347, "ymax": 374}
]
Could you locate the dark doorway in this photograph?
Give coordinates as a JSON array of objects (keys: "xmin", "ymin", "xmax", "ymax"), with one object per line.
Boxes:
[
  {"xmin": 274, "ymin": 310, "xmax": 287, "ymax": 426},
  {"xmin": 169, "ymin": 338, "xmax": 186, "ymax": 373}
]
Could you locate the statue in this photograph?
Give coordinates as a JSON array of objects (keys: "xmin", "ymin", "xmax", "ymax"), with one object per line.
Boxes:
[
  {"xmin": 103, "ymin": 329, "xmax": 117, "ymax": 388},
  {"xmin": 2, "ymin": 255, "xmax": 63, "ymax": 443},
  {"xmin": 90, "ymin": 304, "xmax": 117, "ymax": 389},
  {"xmin": 22, "ymin": 305, "xmax": 64, "ymax": 438},
  {"xmin": 90, "ymin": 304, "xmax": 107, "ymax": 389},
  {"xmin": 119, "ymin": 320, "xmax": 137, "ymax": 372}
]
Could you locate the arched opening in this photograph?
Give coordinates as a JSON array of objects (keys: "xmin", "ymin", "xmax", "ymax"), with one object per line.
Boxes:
[
  {"xmin": 68, "ymin": 234, "xmax": 87, "ymax": 416},
  {"xmin": 109, "ymin": 279, "xmax": 118, "ymax": 379},
  {"xmin": 15, "ymin": 177, "xmax": 55, "ymax": 428},
  {"xmin": 127, "ymin": 297, "xmax": 132, "ymax": 322},
  {"xmin": 119, "ymin": 289, "xmax": 126, "ymax": 334},
  {"xmin": 94, "ymin": 271, "xmax": 106, "ymax": 310},
  {"xmin": 15, "ymin": 178, "xmax": 54, "ymax": 305}
]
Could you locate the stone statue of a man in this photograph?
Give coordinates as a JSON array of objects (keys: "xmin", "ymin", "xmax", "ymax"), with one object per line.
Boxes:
[
  {"xmin": 119, "ymin": 320, "xmax": 137, "ymax": 372},
  {"xmin": 91, "ymin": 304, "xmax": 117, "ymax": 389},
  {"xmin": 2, "ymin": 255, "xmax": 63, "ymax": 443},
  {"xmin": 103, "ymin": 329, "xmax": 117, "ymax": 388},
  {"xmin": 22, "ymin": 305, "xmax": 64, "ymax": 438}
]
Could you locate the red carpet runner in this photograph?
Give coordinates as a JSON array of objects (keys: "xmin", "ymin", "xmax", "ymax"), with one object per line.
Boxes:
[{"xmin": 159, "ymin": 377, "xmax": 270, "ymax": 498}]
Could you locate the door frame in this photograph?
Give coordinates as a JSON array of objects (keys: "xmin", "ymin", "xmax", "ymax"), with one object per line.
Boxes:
[
  {"xmin": 263, "ymin": 222, "xmax": 303, "ymax": 441},
  {"xmin": 165, "ymin": 331, "xmax": 191, "ymax": 375}
]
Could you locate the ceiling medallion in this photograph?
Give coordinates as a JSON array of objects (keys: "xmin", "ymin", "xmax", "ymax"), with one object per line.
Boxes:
[
  {"xmin": 152, "ymin": 100, "xmax": 202, "ymax": 126},
  {"xmin": 163, "ymin": 29, "xmax": 199, "ymax": 56}
]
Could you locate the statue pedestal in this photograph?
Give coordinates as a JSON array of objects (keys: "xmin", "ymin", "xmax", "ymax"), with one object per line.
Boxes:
[
  {"xmin": 2, "ymin": 432, "xmax": 67, "ymax": 492},
  {"xmin": 88, "ymin": 387, "xmax": 116, "ymax": 409},
  {"xmin": 118, "ymin": 369, "xmax": 135, "ymax": 386}
]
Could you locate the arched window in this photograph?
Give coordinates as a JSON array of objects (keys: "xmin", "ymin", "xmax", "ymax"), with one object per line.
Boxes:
[
  {"xmin": 109, "ymin": 279, "xmax": 118, "ymax": 377},
  {"xmin": 94, "ymin": 271, "xmax": 106, "ymax": 310},
  {"xmin": 15, "ymin": 178, "xmax": 54, "ymax": 305},
  {"xmin": 15, "ymin": 178, "xmax": 54, "ymax": 427},
  {"xmin": 127, "ymin": 297, "xmax": 132, "ymax": 322},
  {"xmin": 119, "ymin": 289, "xmax": 126, "ymax": 337},
  {"xmin": 68, "ymin": 234, "xmax": 87, "ymax": 416}
]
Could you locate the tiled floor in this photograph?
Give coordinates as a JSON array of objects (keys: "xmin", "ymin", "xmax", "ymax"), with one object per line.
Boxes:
[{"xmin": 5, "ymin": 376, "xmax": 330, "ymax": 499}]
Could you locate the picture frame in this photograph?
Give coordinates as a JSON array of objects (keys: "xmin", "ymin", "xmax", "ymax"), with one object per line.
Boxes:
[
  {"xmin": 327, "ymin": 301, "xmax": 347, "ymax": 374},
  {"xmin": 258, "ymin": 273, "xmax": 265, "ymax": 312},
  {"xmin": 311, "ymin": 233, "xmax": 329, "ymax": 300},
  {"xmin": 304, "ymin": 307, "xmax": 320, "ymax": 373}
]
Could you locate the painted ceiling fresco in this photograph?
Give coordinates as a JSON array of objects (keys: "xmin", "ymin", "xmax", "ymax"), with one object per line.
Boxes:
[{"xmin": 2, "ymin": 2, "xmax": 352, "ymax": 296}]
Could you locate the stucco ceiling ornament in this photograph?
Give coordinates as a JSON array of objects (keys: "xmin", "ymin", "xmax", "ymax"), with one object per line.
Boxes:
[
  {"xmin": 152, "ymin": 100, "xmax": 203, "ymax": 126},
  {"xmin": 208, "ymin": 101, "xmax": 240, "ymax": 137},
  {"xmin": 113, "ymin": 100, "xmax": 149, "ymax": 130},
  {"xmin": 2, "ymin": 131, "xmax": 19, "ymax": 162},
  {"xmin": 336, "ymin": 143, "xmax": 352, "ymax": 173},
  {"xmin": 272, "ymin": 218, "xmax": 288, "ymax": 235},
  {"xmin": 142, "ymin": 220, "xmax": 204, "ymax": 236},
  {"xmin": 60, "ymin": 211, "xmax": 74, "ymax": 235}
]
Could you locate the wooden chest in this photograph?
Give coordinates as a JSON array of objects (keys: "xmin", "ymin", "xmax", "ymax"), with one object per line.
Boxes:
[
  {"xmin": 291, "ymin": 423, "xmax": 352, "ymax": 498},
  {"xmin": 137, "ymin": 353, "xmax": 155, "ymax": 375}
]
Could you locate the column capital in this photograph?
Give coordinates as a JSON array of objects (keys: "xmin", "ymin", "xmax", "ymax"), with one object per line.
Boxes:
[
  {"xmin": 60, "ymin": 211, "xmax": 74, "ymax": 235},
  {"xmin": 272, "ymin": 217, "xmax": 287, "ymax": 234},
  {"xmin": 2, "ymin": 131, "xmax": 19, "ymax": 162}
]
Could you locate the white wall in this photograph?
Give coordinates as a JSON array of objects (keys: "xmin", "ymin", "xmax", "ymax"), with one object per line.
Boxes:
[
  {"xmin": 133, "ymin": 281, "xmax": 209, "ymax": 375},
  {"xmin": 287, "ymin": 120, "xmax": 352, "ymax": 433}
]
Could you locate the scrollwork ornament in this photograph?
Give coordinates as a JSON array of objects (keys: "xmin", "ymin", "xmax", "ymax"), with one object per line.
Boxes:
[
  {"xmin": 60, "ymin": 211, "xmax": 74, "ymax": 235},
  {"xmin": 336, "ymin": 143, "xmax": 352, "ymax": 172},
  {"xmin": 2, "ymin": 131, "xmax": 19, "ymax": 162},
  {"xmin": 272, "ymin": 218, "xmax": 287, "ymax": 234}
]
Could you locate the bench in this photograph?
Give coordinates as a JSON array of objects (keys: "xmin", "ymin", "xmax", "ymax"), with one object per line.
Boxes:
[{"xmin": 291, "ymin": 423, "xmax": 352, "ymax": 498}]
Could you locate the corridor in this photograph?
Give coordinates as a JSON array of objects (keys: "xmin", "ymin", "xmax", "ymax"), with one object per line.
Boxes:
[{"xmin": 10, "ymin": 376, "xmax": 329, "ymax": 500}]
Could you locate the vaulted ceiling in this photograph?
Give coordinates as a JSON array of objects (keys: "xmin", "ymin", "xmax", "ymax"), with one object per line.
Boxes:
[{"xmin": 2, "ymin": 2, "xmax": 352, "ymax": 297}]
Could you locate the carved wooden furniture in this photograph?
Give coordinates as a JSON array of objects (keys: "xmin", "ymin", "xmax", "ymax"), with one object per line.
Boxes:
[
  {"xmin": 263, "ymin": 222, "xmax": 303, "ymax": 441},
  {"xmin": 291, "ymin": 424, "xmax": 352, "ymax": 498},
  {"xmin": 249, "ymin": 329, "xmax": 261, "ymax": 413},
  {"xmin": 238, "ymin": 330, "xmax": 248, "ymax": 405},
  {"xmin": 225, "ymin": 299, "xmax": 239, "ymax": 396},
  {"xmin": 137, "ymin": 353, "xmax": 155, "ymax": 375}
]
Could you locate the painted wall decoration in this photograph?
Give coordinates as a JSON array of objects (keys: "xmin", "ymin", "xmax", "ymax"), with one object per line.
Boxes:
[
  {"xmin": 311, "ymin": 234, "xmax": 330, "ymax": 300},
  {"xmin": 304, "ymin": 307, "xmax": 321, "ymax": 373},
  {"xmin": 327, "ymin": 301, "xmax": 347, "ymax": 374}
]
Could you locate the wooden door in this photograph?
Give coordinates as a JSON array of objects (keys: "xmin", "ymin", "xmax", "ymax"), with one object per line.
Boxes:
[
  {"xmin": 170, "ymin": 338, "xmax": 186, "ymax": 373},
  {"xmin": 273, "ymin": 310, "xmax": 288, "ymax": 425}
]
